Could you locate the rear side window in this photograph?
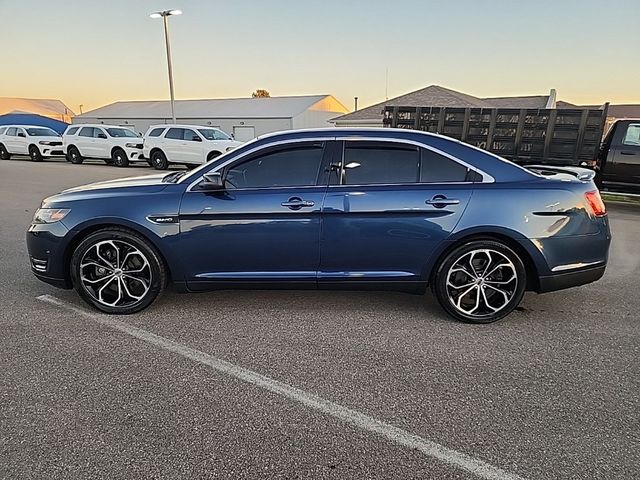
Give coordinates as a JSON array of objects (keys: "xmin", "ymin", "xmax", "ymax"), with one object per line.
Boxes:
[
  {"xmin": 420, "ymin": 149, "xmax": 469, "ymax": 183},
  {"xmin": 148, "ymin": 128, "xmax": 165, "ymax": 137},
  {"xmin": 0, "ymin": 127, "xmax": 6, "ymax": 135},
  {"xmin": 622, "ymin": 123, "xmax": 640, "ymax": 146},
  {"xmin": 66, "ymin": 127, "xmax": 79, "ymax": 135},
  {"xmin": 226, "ymin": 143, "xmax": 325, "ymax": 189},
  {"xmin": 342, "ymin": 141, "xmax": 419, "ymax": 185},
  {"xmin": 6, "ymin": 127, "xmax": 17, "ymax": 136},
  {"xmin": 165, "ymin": 128, "xmax": 184, "ymax": 140},
  {"xmin": 78, "ymin": 127, "xmax": 94, "ymax": 137}
]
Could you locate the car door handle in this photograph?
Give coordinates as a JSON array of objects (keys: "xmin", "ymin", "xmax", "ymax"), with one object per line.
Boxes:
[
  {"xmin": 281, "ymin": 197, "xmax": 315, "ymax": 210},
  {"xmin": 620, "ymin": 151, "xmax": 637, "ymax": 155},
  {"xmin": 426, "ymin": 195, "xmax": 460, "ymax": 208}
]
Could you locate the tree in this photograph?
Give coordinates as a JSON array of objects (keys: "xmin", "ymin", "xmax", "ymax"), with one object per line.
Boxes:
[{"xmin": 252, "ymin": 89, "xmax": 271, "ymax": 98}]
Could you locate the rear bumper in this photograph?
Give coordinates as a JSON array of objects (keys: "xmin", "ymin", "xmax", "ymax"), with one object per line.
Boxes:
[{"xmin": 537, "ymin": 264, "xmax": 606, "ymax": 293}]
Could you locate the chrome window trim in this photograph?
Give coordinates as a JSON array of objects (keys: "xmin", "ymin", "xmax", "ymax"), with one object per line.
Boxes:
[{"xmin": 184, "ymin": 135, "xmax": 496, "ymax": 192}]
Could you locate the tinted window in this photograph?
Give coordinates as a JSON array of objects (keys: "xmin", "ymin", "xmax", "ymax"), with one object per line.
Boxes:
[
  {"xmin": 149, "ymin": 128, "xmax": 165, "ymax": 137},
  {"xmin": 622, "ymin": 123, "xmax": 640, "ymax": 146},
  {"xmin": 6, "ymin": 127, "xmax": 17, "ymax": 136},
  {"xmin": 183, "ymin": 129, "xmax": 200, "ymax": 141},
  {"xmin": 66, "ymin": 127, "xmax": 79, "ymax": 135},
  {"xmin": 26, "ymin": 127, "xmax": 59, "ymax": 136},
  {"xmin": 106, "ymin": 127, "xmax": 137, "ymax": 138},
  {"xmin": 226, "ymin": 144, "xmax": 324, "ymax": 189},
  {"xmin": 165, "ymin": 128, "xmax": 184, "ymax": 140},
  {"xmin": 420, "ymin": 148, "xmax": 469, "ymax": 183},
  {"xmin": 79, "ymin": 127, "xmax": 94, "ymax": 137},
  {"xmin": 0, "ymin": 127, "xmax": 6, "ymax": 135},
  {"xmin": 93, "ymin": 128, "xmax": 106, "ymax": 138},
  {"xmin": 342, "ymin": 141, "xmax": 419, "ymax": 185},
  {"xmin": 198, "ymin": 128, "xmax": 231, "ymax": 141}
]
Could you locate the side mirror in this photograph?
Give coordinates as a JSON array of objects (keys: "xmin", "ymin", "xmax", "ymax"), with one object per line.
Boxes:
[
  {"xmin": 97, "ymin": 133, "xmax": 107, "ymax": 139},
  {"xmin": 201, "ymin": 172, "xmax": 225, "ymax": 190},
  {"xmin": 18, "ymin": 132, "xmax": 26, "ymax": 138},
  {"xmin": 192, "ymin": 135, "xmax": 202, "ymax": 142}
]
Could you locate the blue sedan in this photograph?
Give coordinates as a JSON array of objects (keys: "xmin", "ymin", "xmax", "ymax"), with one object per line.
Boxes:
[{"xmin": 27, "ymin": 128, "xmax": 611, "ymax": 323}]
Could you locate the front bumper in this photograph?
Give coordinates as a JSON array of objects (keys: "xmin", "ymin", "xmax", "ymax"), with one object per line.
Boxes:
[
  {"xmin": 537, "ymin": 264, "xmax": 606, "ymax": 293},
  {"xmin": 26, "ymin": 222, "xmax": 72, "ymax": 289},
  {"xmin": 40, "ymin": 144, "xmax": 65, "ymax": 157},
  {"xmin": 124, "ymin": 146, "xmax": 145, "ymax": 163}
]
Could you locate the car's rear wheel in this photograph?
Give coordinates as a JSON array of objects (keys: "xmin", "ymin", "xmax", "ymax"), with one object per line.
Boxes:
[
  {"xmin": 432, "ymin": 240, "xmax": 527, "ymax": 324},
  {"xmin": 70, "ymin": 228, "xmax": 166, "ymax": 314},
  {"xmin": 150, "ymin": 150, "xmax": 168, "ymax": 170},
  {"xmin": 0, "ymin": 144, "xmax": 10, "ymax": 160},
  {"xmin": 112, "ymin": 148, "xmax": 129, "ymax": 167},
  {"xmin": 29, "ymin": 145, "xmax": 43, "ymax": 162},
  {"xmin": 68, "ymin": 146, "xmax": 84, "ymax": 164}
]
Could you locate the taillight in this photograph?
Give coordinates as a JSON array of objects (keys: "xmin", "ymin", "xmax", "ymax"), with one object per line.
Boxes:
[{"xmin": 584, "ymin": 190, "xmax": 606, "ymax": 217}]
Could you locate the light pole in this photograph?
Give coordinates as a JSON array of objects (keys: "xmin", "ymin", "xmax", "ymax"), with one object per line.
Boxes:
[{"xmin": 150, "ymin": 9, "xmax": 182, "ymax": 124}]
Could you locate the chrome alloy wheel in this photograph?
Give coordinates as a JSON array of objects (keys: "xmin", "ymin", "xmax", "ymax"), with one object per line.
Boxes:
[
  {"xmin": 79, "ymin": 240, "xmax": 151, "ymax": 307},
  {"xmin": 445, "ymin": 249, "xmax": 518, "ymax": 317}
]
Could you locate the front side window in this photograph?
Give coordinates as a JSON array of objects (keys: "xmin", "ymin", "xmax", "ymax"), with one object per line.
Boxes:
[
  {"xmin": 66, "ymin": 126, "xmax": 79, "ymax": 135},
  {"xmin": 342, "ymin": 141, "xmax": 420, "ymax": 185},
  {"xmin": 198, "ymin": 128, "xmax": 231, "ymax": 141},
  {"xmin": 622, "ymin": 124, "xmax": 640, "ymax": 146},
  {"xmin": 420, "ymin": 148, "xmax": 469, "ymax": 183},
  {"xmin": 26, "ymin": 127, "xmax": 59, "ymax": 137},
  {"xmin": 148, "ymin": 128, "xmax": 165, "ymax": 137},
  {"xmin": 106, "ymin": 128, "xmax": 137, "ymax": 138},
  {"xmin": 183, "ymin": 129, "xmax": 200, "ymax": 141},
  {"xmin": 93, "ymin": 128, "xmax": 106, "ymax": 138},
  {"xmin": 16, "ymin": 128, "xmax": 26, "ymax": 137},
  {"xmin": 78, "ymin": 127, "xmax": 94, "ymax": 137},
  {"xmin": 225, "ymin": 143, "xmax": 325, "ymax": 189},
  {"xmin": 165, "ymin": 128, "xmax": 184, "ymax": 140}
]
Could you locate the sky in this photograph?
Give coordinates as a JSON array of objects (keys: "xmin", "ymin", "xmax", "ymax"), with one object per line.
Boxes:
[{"xmin": 1, "ymin": 0, "xmax": 639, "ymax": 114}]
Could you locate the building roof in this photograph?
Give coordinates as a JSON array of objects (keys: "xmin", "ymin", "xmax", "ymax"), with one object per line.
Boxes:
[
  {"xmin": 332, "ymin": 85, "xmax": 555, "ymax": 122},
  {"xmin": 79, "ymin": 95, "xmax": 347, "ymax": 119},
  {"xmin": 0, "ymin": 97, "xmax": 75, "ymax": 120},
  {"xmin": 557, "ymin": 102, "xmax": 640, "ymax": 119}
]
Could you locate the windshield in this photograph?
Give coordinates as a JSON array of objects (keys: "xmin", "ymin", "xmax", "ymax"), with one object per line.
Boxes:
[
  {"xmin": 198, "ymin": 129, "xmax": 231, "ymax": 141},
  {"xmin": 26, "ymin": 127, "xmax": 59, "ymax": 137},
  {"xmin": 106, "ymin": 128, "xmax": 138, "ymax": 138}
]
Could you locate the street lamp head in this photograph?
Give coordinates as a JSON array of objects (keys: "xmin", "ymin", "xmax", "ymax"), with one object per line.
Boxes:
[{"xmin": 149, "ymin": 9, "xmax": 182, "ymax": 18}]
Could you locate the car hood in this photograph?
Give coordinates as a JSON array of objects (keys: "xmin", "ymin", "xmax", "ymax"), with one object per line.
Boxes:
[
  {"xmin": 34, "ymin": 136, "xmax": 63, "ymax": 142},
  {"xmin": 61, "ymin": 173, "xmax": 169, "ymax": 193}
]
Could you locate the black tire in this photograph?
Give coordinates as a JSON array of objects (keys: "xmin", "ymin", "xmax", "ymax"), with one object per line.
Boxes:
[
  {"xmin": 432, "ymin": 239, "xmax": 527, "ymax": 324},
  {"xmin": 112, "ymin": 148, "xmax": 129, "ymax": 167},
  {"xmin": 67, "ymin": 146, "xmax": 84, "ymax": 164},
  {"xmin": 29, "ymin": 145, "xmax": 43, "ymax": 162},
  {"xmin": 0, "ymin": 144, "xmax": 10, "ymax": 160},
  {"xmin": 70, "ymin": 227, "xmax": 167, "ymax": 314},
  {"xmin": 207, "ymin": 151, "xmax": 221, "ymax": 162},
  {"xmin": 150, "ymin": 150, "xmax": 168, "ymax": 170}
]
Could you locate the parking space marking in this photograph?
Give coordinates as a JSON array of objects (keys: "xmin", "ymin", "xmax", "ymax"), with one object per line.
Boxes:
[{"xmin": 37, "ymin": 294, "xmax": 525, "ymax": 480}]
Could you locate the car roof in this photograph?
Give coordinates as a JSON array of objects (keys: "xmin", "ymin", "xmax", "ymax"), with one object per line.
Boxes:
[
  {"xmin": 67, "ymin": 124, "xmax": 132, "ymax": 129},
  {"xmin": 1, "ymin": 124, "xmax": 57, "ymax": 129},
  {"xmin": 147, "ymin": 124, "xmax": 222, "ymax": 130}
]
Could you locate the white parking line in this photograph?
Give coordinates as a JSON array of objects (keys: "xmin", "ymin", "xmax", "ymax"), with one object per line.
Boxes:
[{"xmin": 37, "ymin": 294, "xmax": 525, "ymax": 480}]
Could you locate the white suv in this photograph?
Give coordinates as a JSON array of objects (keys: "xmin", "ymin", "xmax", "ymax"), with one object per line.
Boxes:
[
  {"xmin": 0, "ymin": 125, "xmax": 64, "ymax": 162},
  {"xmin": 142, "ymin": 124, "xmax": 242, "ymax": 170},
  {"xmin": 63, "ymin": 124, "xmax": 144, "ymax": 167}
]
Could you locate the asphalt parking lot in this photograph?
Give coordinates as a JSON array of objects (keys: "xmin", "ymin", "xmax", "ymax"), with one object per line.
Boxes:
[{"xmin": 1, "ymin": 157, "xmax": 639, "ymax": 480}]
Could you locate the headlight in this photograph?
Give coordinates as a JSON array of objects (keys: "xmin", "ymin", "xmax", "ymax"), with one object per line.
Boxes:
[
  {"xmin": 125, "ymin": 142, "xmax": 140, "ymax": 148},
  {"xmin": 225, "ymin": 146, "xmax": 236, "ymax": 152},
  {"xmin": 39, "ymin": 141, "xmax": 52, "ymax": 145},
  {"xmin": 33, "ymin": 208, "xmax": 71, "ymax": 224}
]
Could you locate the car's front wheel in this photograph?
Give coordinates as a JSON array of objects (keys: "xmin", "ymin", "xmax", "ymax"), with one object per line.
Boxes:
[
  {"xmin": 70, "ymin": 228, "xmax": 166, "ymax": 314},
  {"xmin": 432, "ymin": 240, "xmax": 527, "ymax": 324},
  {"xmin": 0, "ymin": 144, "xmax": 10, "ymax": 160},
  {"xmin": 150, "ymin": 150, "xmax": 168, "ymax": 170},
  {"xmin": 112, "ymin": 148, "xmax": 129, "ymax": 167},
  {"xmin": 29, "ymin": 145, "xmax": 43, "ymax": 162}
]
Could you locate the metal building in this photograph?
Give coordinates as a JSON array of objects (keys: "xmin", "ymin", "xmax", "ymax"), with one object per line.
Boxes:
[{"xmin": 74, "ymin": 95, "xmax": 348, "ymax": 141}]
